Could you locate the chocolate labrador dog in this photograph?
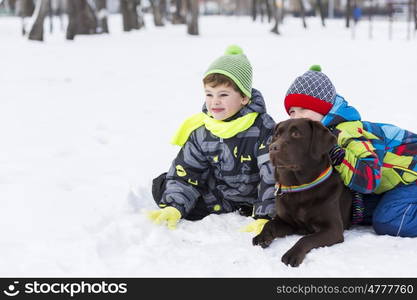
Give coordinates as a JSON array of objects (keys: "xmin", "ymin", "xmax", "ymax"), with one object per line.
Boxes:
[{"xmin": 253, "ymin": 118, "xmax": 352, "ymax": 267}]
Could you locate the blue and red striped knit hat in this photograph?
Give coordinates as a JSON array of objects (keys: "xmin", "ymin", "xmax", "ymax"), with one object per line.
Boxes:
[{"xmin": 284, "ymin": 65, "xmax": 336, "ymax": 116}]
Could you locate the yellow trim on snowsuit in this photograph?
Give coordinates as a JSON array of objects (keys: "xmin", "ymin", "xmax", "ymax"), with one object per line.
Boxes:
[{"xmin": 170, "ymin": 112, "xmax": 259, "ymax": 146}]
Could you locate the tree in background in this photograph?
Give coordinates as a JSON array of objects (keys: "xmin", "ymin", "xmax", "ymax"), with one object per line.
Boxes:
[
  {"xmin": 28, "ymin": 0, "xmax": 50, "ymax": 41},
  {"xmin": 150, "ymin": 0, "xmax": 165, "ymax": 26},
  {"xmin": 414, "ymin": 0, "xmax": 417, "ymax": 30},
  {"xmin": 4, "ymin": 0, "xmax": 415, "ymax": 41},
  {"xmin": 298, "ymin": 0, "xmax": 307, "ymax": 28},
  {"xmin": 120, "ymin": 0, "xmax": 144, "ymax": 31},
  {"xmin": 66, "ymin": 0, "xmax": 97, "ymax": 40},
  {"xmin": 1, "ymin": 0, "xmax": 17, "ymax": 12},
  {"xmin": 345, "ymin": 0, "xmax": 352, "ymax": 28},
  {"xmin": 253, "ymin": 0, "xmax": 307, "ymax": 29},
  {"xmin": 235, "ymin": 0, "xmax": 252, "ymax": 16},
  {"xmin": 316, "ymin": 0, "xmax": 325, "ymax": 26},
  {"xmin": 16, "ymin": 0, "xmax": 35, "ymax": 35},
  {"xmin": 186, "ymin": 0, "xmax": 199, "ymax": 35},
  {"xmin": 95, "ymin": 0, "xmax": 109, "ymax": 33},
  {"xmin": 172, "ymin": 0, "xmax": 186, "ymax": 24},
  {"xmin": 270, "ymin": 0, "xmax": 283, "ymax": 34},
  {"xmin": 252, "ymin": 0, "xmax": 269, "ymax": 22},
  {"xmin": 26, "ymin": 0, "xmax": 111, "ymax": 40}
]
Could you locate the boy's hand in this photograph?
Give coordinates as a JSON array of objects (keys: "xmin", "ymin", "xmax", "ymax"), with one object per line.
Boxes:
[
  {"xmin": 147, "ymin": 207, "xmax": 182, "ymax": 230},
  {"xmin": 240, "ymin": 218, "xmax": 269, "ymax": 235}
]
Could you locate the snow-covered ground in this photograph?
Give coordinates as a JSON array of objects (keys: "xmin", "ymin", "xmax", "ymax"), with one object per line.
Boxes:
[{"xmin": 1, "ymin": 14, "xmax": 417, "ymax": 277}]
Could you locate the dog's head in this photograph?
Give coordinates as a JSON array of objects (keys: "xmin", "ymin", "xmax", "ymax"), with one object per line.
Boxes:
[{"xmin": 269, "ymin": 118, "xmax": 336, "ymax": 171}]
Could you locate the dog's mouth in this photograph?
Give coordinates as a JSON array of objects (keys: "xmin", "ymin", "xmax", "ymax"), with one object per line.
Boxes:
[{"xmin": 271, "ymin": 156, "xmax": 300, "ymax": 171}]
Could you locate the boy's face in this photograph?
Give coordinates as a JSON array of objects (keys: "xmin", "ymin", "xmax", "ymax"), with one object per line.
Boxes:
[
  {"xmin": 289, "ymin": 107, "xmax": 324, "ymax": 122},
  {"xmin": 205, "ymin": 84, "xmax": 249, "ymax": 120}
]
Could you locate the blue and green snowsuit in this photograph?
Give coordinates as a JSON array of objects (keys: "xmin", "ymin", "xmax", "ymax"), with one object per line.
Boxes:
[{"xmin": 322, "ymin": 95, "xmax": 417, "ymax": 237}]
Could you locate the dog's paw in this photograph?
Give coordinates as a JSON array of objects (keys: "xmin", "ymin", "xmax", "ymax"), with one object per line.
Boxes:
[
  {"xmin": 281, "ymin": 247, "xmax": 306, "ymax": 267},
  {"xmin": 252, "ymin": 228, "xmax": 275, "ymax": 248},
  {"xmin": 252, "ymin": 235, "xmax": 273, "ymax": 248},
  {"xmin": 252, "ymin": 220, "xmax": 279, "ymax": 248}
]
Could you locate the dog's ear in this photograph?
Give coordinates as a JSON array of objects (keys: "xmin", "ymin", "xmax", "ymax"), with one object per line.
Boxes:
[
  {"xmin": 309, "ymin": 120, "xmax": 337, "ymax": 160},
  {"xmin": 271, "ymin": 122, "xmax": 282, "ymax": 141},
  {"xmin": 273, "ymin": 122, "xmax": 282, "ymax": 135}
]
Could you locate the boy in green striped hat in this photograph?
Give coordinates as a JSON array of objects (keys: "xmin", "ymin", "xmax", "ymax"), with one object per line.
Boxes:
[{"xmin": 147, "ymin": 45, "xmax": 276, "ymax": 234}]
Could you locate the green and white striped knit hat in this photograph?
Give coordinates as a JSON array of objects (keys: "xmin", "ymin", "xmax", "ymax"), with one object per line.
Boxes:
[{"xmin": 204, "ymin": 45, "xmax": 252, "ymax": 98}]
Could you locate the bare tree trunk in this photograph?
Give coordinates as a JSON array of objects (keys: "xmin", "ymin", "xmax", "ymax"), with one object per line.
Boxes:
[
  {"xmin": 151, "ymin": 0, "xmax": 164, "ymax": 26},
  {"xmin": 265, "ymin": 0, "xmax": 272, "ymax": 24},
  {"xmin": 251, "ymin": 0, "xmax": 257, "ymax": 21},
  {"xmin": 172, "ymin": 0, "xmax": 186, "ymax": 24},
  {"xmin": 58, "ymin": 0, "xmax": 66, "ymax": 31},
  {"xmin": 299, "ymin": 0, "xmax": 307, "ymax": 29},
  {"xmin": 345, "ymin": 0, "xmax": 352, "ymax": 28},
  {"xmin": 95, "ymin": 0, "xmax": 108, "ymax": 33},
  {"xmin": 368, "ymin": 0, "xmax": 373, "ymax": 39},
  {"xmin": 259, "ymin": 0, "xmax": 265, "ymax": 22},
  {"xmin": 4, "ymin": 0, "xmax": 18, "ymax": 12},
  {"xmin": 79, "ymin": 0, "xmax": 97, "ymax": 33},
  {"xmin": 236, "ymin": 0, "xmax": 251, "ymax": 16},
  {"xmin": 66, "ymin": 0, "xmax": 77, "ymax": 40},
  {"xmin": 388, "ymin": 1, "xmax": 393, "ymax": 40},
  {"xmin": 47, "ymin": 0, "xmax": 52, "ymax": 33},
  {"xmin": 414, "ymin": 0, "xmax": 417, "ymax": 30},
  {"xmin": 120, "ymin": 0, "xmax": 143, "ymax": 31},
  {"xmin": 160, "ymin": 0, "xmax": 167, "ymax": 21},
  {"xmin": 16, "ymin": 0, "xmax": 35, "ymax": 35},
  {"xmin": 269, "ymin": 0, "xmax": 280, "ymax": 34},
  {"xmin": 316, "ymin": 0, "xmax": 325, "ymax": 27},
  {"xmin": 28, "ymin": 0, "xmax": 50, "ymax": 41},
  {"xmin": 66, "ymin": 0, "xmax": 97, "ymax": 40},
  {"xmin": 264, "ymin": 0, "xmax": 271, "ymax": 22},
  {"xmin": 137, "ymin": 0, "xmax": 144, "ymax": 28},
  {"xmin": 186, "ymin": 0, "xmax": 198, "ymax": 35},
  {"xmin": 16, "ymin": 1, "xmax": 35, "ymax": 18},
  {"xmin": 407, "ymin": 0, "xmax": 412, "ymax": 40}
]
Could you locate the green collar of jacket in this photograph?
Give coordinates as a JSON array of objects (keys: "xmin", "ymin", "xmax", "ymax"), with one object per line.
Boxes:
[{"xmin": 171, "ymin": 112, "xmax": 259, "ymax": 146}]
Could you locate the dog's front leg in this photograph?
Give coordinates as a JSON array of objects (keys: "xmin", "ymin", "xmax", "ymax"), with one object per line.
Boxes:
[
  {"xmin": 252, "ymin": 218, "xmax": 295, "ymax": 248},
  {"xmin": 281, "ymin": 228, "xmax": 344, "ymax": 267}
]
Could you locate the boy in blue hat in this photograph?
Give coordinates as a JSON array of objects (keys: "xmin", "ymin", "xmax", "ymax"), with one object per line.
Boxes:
[{"xmin": 284, "ymin": 65, "xmax": 417, "ymax": 237}]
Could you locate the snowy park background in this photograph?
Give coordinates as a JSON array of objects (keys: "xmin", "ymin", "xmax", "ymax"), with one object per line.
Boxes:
[{"xmin": 1, "ymin": 12, "xmax": 417, "ymax": 277}]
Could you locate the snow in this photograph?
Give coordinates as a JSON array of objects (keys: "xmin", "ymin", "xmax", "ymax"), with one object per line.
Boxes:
[{"xmin": 1, "ymin": 14, "xmax": 417, "ymax": 277}]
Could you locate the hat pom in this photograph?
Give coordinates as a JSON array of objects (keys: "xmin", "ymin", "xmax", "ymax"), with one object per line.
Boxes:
[
  {"xmin": 225, "ymin": 45, "xmax": 243, "ymax": 55},
  {"xmin": 309, "ymin": 65, "xmax": 322, "ymax": 72}
]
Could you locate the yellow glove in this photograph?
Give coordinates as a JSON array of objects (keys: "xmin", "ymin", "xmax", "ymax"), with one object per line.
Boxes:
[
  {"xmin": 147, "ymin": 206, "xmax": 182, "ymax": 230},
  {"xmin": 240, "ymin": 219, "xmax": 269, "ymax": 235}
]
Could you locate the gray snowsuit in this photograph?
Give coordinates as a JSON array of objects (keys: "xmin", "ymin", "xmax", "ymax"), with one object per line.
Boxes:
[{"xmin": 159, "ymin": 89, "xmax": 276, "ymax": 219}]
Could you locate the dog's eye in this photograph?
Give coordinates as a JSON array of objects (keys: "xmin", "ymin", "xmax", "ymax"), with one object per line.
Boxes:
[{"xmin": 291, "ymin": 131, "xmax": 301, "ymax": 138}]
